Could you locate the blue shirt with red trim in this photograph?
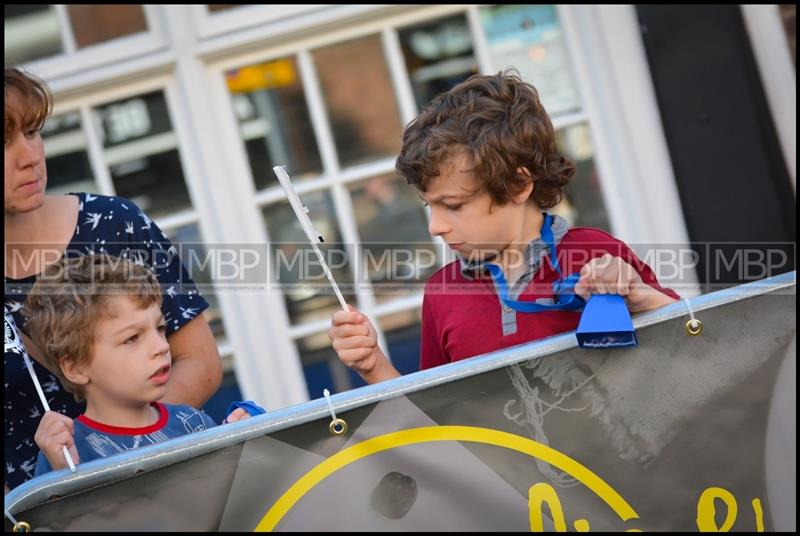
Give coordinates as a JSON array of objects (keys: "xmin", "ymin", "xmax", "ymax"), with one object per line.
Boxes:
[
  {"xmin": 33, "ymin": 402, "xmax": 216, "ymax": 477},
  {"xmin": 420, "ymin": 225, "xmax": 680, "ymax": 369}
]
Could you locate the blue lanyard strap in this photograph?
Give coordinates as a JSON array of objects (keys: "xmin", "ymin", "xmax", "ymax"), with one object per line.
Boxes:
[
  {"xmin": 485, "ymin": 213, "xmax": 584, "ymax": 313},
  {"xmin": 539, "ymin": 213, "xmax": 563, "ymax": 279}
]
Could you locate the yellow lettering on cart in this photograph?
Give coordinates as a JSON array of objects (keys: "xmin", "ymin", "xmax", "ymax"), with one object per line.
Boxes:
[
  {"xmin": 751, "ymin": 498, "xmax": 764, "ymax": 532},
  {"xmin": 696, "ymin": 487, "xmax": 737, "ymax": 532},
  {"xmin": 256, "ymin": 426, "xmax": 639, "ymax": 531},
  {"xmin": 573, "ymin": 519, "xmax": 591, "ymax": 532},
  {"xmin": 529, "ymin": 483, "xmax": 567, "ymax": 532}
]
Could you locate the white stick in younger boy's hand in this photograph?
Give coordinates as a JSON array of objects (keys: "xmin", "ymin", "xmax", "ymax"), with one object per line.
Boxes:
[
  {"xmin": 21, "ymin": 352, "xmax": 77, "ymax": 472},
  {"xmin": 273, "ymin": 165, "xmax": 348, "ymax": 311}
]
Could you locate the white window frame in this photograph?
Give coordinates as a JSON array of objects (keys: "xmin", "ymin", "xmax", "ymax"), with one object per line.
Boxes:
[
  {"xmin": 558, "ymin": 5, "xmax": 699, "ymax": 296},
  {"xmin": 12, "ymin": 5, "xmax": 168, "ymax": 83},
  {"xmin": 741, "ymin": 5, "xmax": 796, "ymax": 191},
  {"xmin": 191, "ymin": 4, "xmax": 327, "ymax": 40}
]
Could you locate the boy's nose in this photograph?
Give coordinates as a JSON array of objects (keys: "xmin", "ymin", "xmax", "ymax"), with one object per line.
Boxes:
[
  {"xmin": 153, "ymin": 334, "xmax": 170, "ymax": 357},
  {"xmin": 428, "ymin": 209, "xmax": 450, "ymax": 237}
]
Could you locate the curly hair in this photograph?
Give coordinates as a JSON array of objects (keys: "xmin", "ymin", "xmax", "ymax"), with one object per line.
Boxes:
[
  {"xmin": 24, "ymin": 254, "xmax": 163, "ymax": 402},
  {"xmin": 5, "ymin": 67, "xmax": 52, "ymax": 144},
  {"xmin": 396, "ymin": 70, "xmax": 574, "ymax": 208}
]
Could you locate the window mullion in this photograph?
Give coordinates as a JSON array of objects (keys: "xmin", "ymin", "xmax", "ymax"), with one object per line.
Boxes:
[
  {"xmin": 466, "ymin": 5, "xmax": 494, "ymax": 75},
  {"xmin": 79, "ymin": 105, "xmax": 116, "ymax": 197},
  {"xmin": 53, "ymin": 5, "xmax": 77, "ymax": 55}
]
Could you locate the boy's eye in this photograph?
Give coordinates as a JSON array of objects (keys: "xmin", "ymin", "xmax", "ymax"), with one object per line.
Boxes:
[
  {"xmin": 23, "ymin": 129, "xmax": 39, "ymax": 139},
  {"xmin": 157, "ymin": 323, "xmax": 166, "ymax": 333},
  {"xmin": 124, "ymin": 334, "xmax": 139, "ymax": 344},
  {"xmin": 443, "ymin": 203, "xmax": 463, "ymax": 211}
]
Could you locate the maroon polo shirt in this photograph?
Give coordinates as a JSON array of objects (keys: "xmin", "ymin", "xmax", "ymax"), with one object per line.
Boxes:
[{"xmin": 420, "ymin": 227, "xmax": 680, "ymax": 369}]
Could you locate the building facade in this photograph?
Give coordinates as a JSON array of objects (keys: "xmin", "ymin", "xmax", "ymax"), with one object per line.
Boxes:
[{"xmin": 5, "ymin": 5, "xmax": 795, "ymax": 416}]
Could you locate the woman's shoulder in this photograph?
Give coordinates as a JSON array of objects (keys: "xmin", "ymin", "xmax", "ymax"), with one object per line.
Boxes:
[
  {"xmin": 70, "ymin": 193, "xmax": 162, "ymax": 241},
  {"xmin": 72, "ymin": 192, "xmax": 147, "ymax": 214}
]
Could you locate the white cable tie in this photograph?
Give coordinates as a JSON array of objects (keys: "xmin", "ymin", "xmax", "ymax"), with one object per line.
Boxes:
[
  {"xmin": 323, "ymin": 388, "xmax": 337, "ymax": 423},
  {"xmin": 682, "ymin": 296, "xmax": 699, "ymax": 329}
]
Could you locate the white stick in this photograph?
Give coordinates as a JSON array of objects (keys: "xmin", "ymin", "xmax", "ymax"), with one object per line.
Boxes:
[
  {"xmin": 273, "ymin": 166, "xmax": 348, "ymax": 311},
  {"xmin": 21, "ymin": 353, "xmax": 77, "ymax": 472}
]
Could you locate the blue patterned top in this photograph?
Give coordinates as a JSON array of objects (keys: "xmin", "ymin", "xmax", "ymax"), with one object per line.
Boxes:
[
  {"xmin": 4, "ymin": 193, "xmax": 209, "ymax": 489},
  {"xmin": 34, "ymin": 403, "xmax": 217, "ymax": 476}
]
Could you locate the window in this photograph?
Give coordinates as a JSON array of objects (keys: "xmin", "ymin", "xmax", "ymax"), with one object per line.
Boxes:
[
  {"xmin": 779, "ymin": 5, "xmax": 796, "ymax": 67},
  {"xmin": 5, "ymin": 4, "xmax": 150, "ymax": 65},
  {"xmin": 226, "ymin": 58, "xmax": 322, "ymax": 190},
  {"xmin": 398, "ymin": 14, "xmax": 478, "ymax": 110},
  {"xmin": 348, "ymin": 174, "xmax": 438, "ymax": 303},
  {"xmin": 95, "ymin": 92, "xmax": 192, "ymax": 220},
  {"xmin": 313, "ymin": 34, "xmax": 404, "ymax": 167},
  {"xmin": 208, "ymin": 5, "xmax": 240, "ymax": 13},
  {"xmin": 479, "ymin": 5, "xmax": 581, "ymax": 117},
  {"xmin": 42, "ymin": 111, "xmax": 95, "ymax": 196},
  {"xmin": 67, "ymin": 5, "xmax": 147, "ymax": 49},
  {"xmin": 219, "ymin": 5, "xmax": 614, "ymax": 398},
  {"xmin": 263, "ymin": 191, "xmax": 355, "ymax": 326},
  {"xmin": 5, "ymin": 5, "xmax": 63, "ymax": 65},
  {"xmin": 478, "ymin": 4, "xmax": 610, "ymax": 231}
]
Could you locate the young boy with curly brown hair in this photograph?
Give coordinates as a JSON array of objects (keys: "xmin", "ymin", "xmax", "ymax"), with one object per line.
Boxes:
[
  {"xmin": 329, "ymin": 70, "xmax": 679, "ymax": 384},
  {"xmin": 25, "ymin": 254, "xmax": 262, "ymax": 475}
]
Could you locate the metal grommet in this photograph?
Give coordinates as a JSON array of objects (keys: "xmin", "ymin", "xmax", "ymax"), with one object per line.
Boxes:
[
  {"xmin": 686, "ymin": 319, "xmax": 703, "ymax": 336},
  {"xmin": 329, "ymin": 418, "xmax": 348, "ymax": 436},
  {"xmin": 13, "ymin": 521, "xmax": 31, "ymax": 533}
]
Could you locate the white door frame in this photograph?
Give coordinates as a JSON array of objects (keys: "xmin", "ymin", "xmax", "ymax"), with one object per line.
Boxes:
[
  {"xmin": 559, "ymin": 5, "xmax": 700, "ymax": 296},
  {"xmin": 741, "ymin": 4, "xmax": 796, "ymax": 191}
]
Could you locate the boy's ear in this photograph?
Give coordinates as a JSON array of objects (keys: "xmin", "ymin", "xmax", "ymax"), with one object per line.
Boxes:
[
  {"xmin": 60, "ymin": 357, "xmax": 90, "ymax": 386},
  {"xmin": 513, "ymin": 167, "xmax": 535, "ymax": 204}
]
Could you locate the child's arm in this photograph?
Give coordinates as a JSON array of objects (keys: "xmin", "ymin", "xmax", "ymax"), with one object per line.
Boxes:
[
  {"xmin": 224, "ymin": 400, "xmax": 266, "ymax": 423},
  {"xmin": 329, "ymin": 306, "xmax": 401, "ymax": 384},
  {"xmin": 33, "ymin": 411, "xmax": 80, "ymax": 472},
  {"xmin": 574, "ymin": 253, "xmax": 678, "ymax": 313}
]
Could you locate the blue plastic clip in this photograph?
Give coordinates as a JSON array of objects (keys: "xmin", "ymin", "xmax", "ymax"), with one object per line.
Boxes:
[{"xmin": 575, "ymin": 294, "xmax": 638, "ymax": 349}]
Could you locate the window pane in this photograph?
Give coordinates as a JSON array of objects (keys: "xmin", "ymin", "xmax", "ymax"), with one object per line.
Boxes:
[
  {"xmin": 166, "ymin": 223, "xmax": 228, "ymax": 342},
  {"xmin": 398, "ymin": 14, "xmax": 478, "ymax": 110},
  {"xmin": 297, "ymin": 332, "xmax": 365, "ymax": 397},
  {"xmin": 263, "ymin": 191, "xmax": 356, "ymax": 325},
  {"xmin": 552, "ymin": 123, "xmax": 611, "ymax": 231},
  {"xmin": 479, "ymin": 5, "xmax": 581, "ymax": 117},
  {"xmin": 67, "ymin": 5, "xmax": 147, "ymax": 49},
  {"xmin": 380, "ymin": 309, "xmax": 422, "ymax": 376},
  {"xmin": 4, "ymin": 5, "xmax": 63, "ymax": 65},
  {"xmin": 348, "ymin": 174, "xmax": 438, "ymax": 303},
  {"xmin": 313, "ymin": 34, "xmax": 403, "ymax": 168},
  {"xmin": 208, "ymin": 5, "xmax": 240, "ymax": 13},
  {"xmin": 779, "ymin": 5, "xmax": 796, "ymax": 67},
  {"xmin": 42, "ymin": 111, "xmax": 97, "ymax": 196},
  {"xmin": 226, "ymin": 57, "xmax": 322, "ymax": 190},
  {"xmin": 93, "ymin": 91, "xmax": 193, "ymax": 219}
]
